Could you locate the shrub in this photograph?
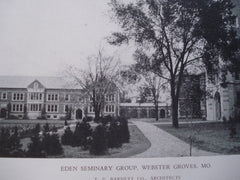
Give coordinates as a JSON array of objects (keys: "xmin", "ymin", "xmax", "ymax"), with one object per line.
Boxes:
[
  {"xmin": 8, "ymin": 127, "xmax": 25, "ymax": 157},
  {"xmin": 118, "ymin": 117, "xmax": 130, "ymax": 143},
  {"xmin": 42, "ymin": 132, "xmax": 63, "ymax": 156},
  {"xmin": 89, "ymin": 124, "xmax": 108, "ymax": 155},
  {"xmin": 229, "ymin": 116, "xmax": 237, "ymax": 138},
  {"xmin": 82, "ymin": 116, "xmax": 93, "ymax": 122},
  {"xmin": 32, "ymin": 124, "xmax": 40, "ymax": 134},
  {"xmin": 102, "ymin": 115, "xmax": 113, "ymax": 125},
  {"xmin": 43, "ymin": 123, "xmax": 50, "ymax": 133},
  {"xmin": 28, "ymin": 124, "xmax": 63, "ymax": 157},
  {"xmin": 27, "ymin": 124, "xmax": 45, "ymax": 158},
  {"xmin": 8, "ymin": 115, "xmax": 19, "ymax": 120},
  {"xmin": 61, "ymin": 127, "xmax": 74, "ymax": 146},
  {"xmin": 0, "ymin": 127, "xmax": 25, "ymax": 157},
  {"xmin": 51, "ymin": 125, "xmax": 58, "ymax": 133},
  {"xmin": 72, "ymin": 121, "xmax": 92, "ymax": 149},
  {"xmin": 107, "ymin": 121, "xmax": 122, "ymax": 148}
]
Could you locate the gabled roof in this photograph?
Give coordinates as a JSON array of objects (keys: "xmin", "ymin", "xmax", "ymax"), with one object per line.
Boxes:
[{"xmin": 0, "ymin": 76, "xmax": 81, "ymax": 89}]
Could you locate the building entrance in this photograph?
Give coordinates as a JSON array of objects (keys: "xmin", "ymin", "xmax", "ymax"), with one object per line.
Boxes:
[{"xmin": 76, "ymin": 109, "xmax": 83, "ymax": 119}]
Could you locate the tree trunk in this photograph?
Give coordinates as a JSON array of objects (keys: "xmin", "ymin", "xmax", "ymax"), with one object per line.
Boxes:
[
  {"xmin": 171, "ymin": 94, "xmax": 179, "ymax": 128},
  {"xmin": 94, "ymin": 109, "xmax": 100, "ymax": 122},
  {"xmin": 154, "ymin": 101, "xmax": 159, "ymax": 121}
]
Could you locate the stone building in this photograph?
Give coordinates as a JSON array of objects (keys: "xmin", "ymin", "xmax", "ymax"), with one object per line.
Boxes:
[
  {"xmin": 179, "ymin": 73, "xmax": 206, "ymax": 119},
  {"xmin": 0, "ymin": 76, "xmax": 119, "ymax": 120},
  {"xmin": 119, "ymin": 102, "xmax": 171, "ymax": 119},
  {"xmin": 206, "ymin": 0, "xmax": 240, "ymax": 121}
]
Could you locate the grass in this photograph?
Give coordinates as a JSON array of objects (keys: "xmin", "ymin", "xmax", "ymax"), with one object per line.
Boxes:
[
  {"xmin": 50, "ymin": 124, "xmax": 151, "ymax": 158},
  {"xmin": 16, "ymin": 121, "xmax": 151, "ymax": 158},
  {"xmin": 156, "ymin": 122, "xmax": 240, "ymax": 155},
  {"xmin": 130, "ymin": 118, "xmax": 204, "ymax": 123}
]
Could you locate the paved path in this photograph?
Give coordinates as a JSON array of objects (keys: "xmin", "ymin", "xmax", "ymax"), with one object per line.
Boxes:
[{"xmin": 131, "ymin": 121, "xmax": 218, "ymax": 158}]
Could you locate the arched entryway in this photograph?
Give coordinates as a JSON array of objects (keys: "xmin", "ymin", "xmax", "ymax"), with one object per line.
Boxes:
[
  {"xmin": 0, "ymin": 108, "xmax": 7, "ymax": 118},
  {"xmin": 214, "ymin": 92, "xmax": 221, "ymax": 120},
  {"xmin": 160, "ymin": 109, "xmax": 165, "ymax": 118},
  {"xmin": 76, "ymin": 109, "xmax": 83, "ymax": 119}
]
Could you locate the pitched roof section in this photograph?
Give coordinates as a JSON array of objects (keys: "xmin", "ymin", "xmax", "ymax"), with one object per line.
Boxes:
[{"xmin": 0, "ymin": 76, "xmax": 81, "ymax": 89}]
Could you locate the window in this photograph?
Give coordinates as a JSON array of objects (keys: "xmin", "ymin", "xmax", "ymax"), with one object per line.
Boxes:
[
  {"xmin": 1, "ymin": 92, "xmax": 7, "ymax": 100},
  {"xmin": 12, "ymin": 104, "xmax": 24, "ymax": 112},
  {"xmin": 47, "ymin": 93, "xmax": 59, "ymax": 101},
  {"xmin": 65, "ymin": 94, "xmax": 70, "ymax": 101},
  {"xmin": 34, "ymin": 82, "xmax": 38, "ymax": 89},
  {"xmin": 89, "ymin": 106, "xmax": 95, "ymax": 113},
  {"xmin": 29, "ymin": 104, "xmax": 42, "ymax": 112},
  {"xmin": 12, "ymin": 93, "xmax": 24, "ymax": 101},
  {"xmin": 235, "ymin": 17, "xmax": 239, "ymax": 28},
  {"xmin": 105, "ymin": 94, "xmax": 115, "ymax": 102},
  {"xmin": 89, "ymin": 95, "xmax": 93, "ymax": 102},
  {"xmin": 29, "ymin": 93, "xmax": 43, "ymax": 101},
  {"xmin": 105, "ymin": 105, "xmax": 115, "ymax": 113},
  {"xmin": 47, "ymin": 104, "xmax": 58, "ymax": 112},
  {"xmin": 64, "ymin": 105, "xmax": 69, "ymax": 113}
]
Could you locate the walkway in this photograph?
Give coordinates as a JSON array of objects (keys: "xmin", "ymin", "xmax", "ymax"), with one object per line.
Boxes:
[{"xmin": 131, "ymin": 121, "xmax": 218, "ymax": 158}]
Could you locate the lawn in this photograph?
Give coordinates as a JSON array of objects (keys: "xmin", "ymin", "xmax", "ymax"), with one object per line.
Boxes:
[
  {"xmin": 18, "ymin": 122, "xmax": 151, "ymax": 158},
  {"xmin": 50, "ymin": 124, "xmax": 151, "ymax": 158},
  {"xmin": 156, "ymin": 122, "xmax": 240, "ymax": 155}
]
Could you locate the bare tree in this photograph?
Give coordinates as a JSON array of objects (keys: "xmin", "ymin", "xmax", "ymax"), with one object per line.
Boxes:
[
  {"xmin": 136, "ymin": 68, "xmax": 167, "ymax": 121},
  {"xmin": 65, "ymin": 50, "xmax": 120, "ymax": 120}
]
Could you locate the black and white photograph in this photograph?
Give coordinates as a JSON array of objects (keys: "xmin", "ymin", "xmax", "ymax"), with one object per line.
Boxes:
[{"xmin": 0, "ymin": 1, "xmax": 240, "ymax": 178}]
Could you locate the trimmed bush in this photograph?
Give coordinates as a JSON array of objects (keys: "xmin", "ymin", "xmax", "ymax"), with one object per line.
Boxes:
[
  {"xmin": 72, "ymin": 121, "xmax": 92, "ymax": 149},
  {"xmin": 0, "ymin": 127, "xmax": 25, "ymax": 157},
  {"xmin": 8, "ymin": 127, "xmax": 25, "ymax": 157},
  {"xmin": 27, "ymin": 124, "xmax": 45, "ymax": 158},
  {"xmin": 42, "ymin": 132, "xmax": 63, "ymax": 156},
  {"xmin": 82, "ymin": 116, "xmax": 93, "ymax": 122},
  {"xmin": 102, "ymin": 115, "xmax": 113, "ymax": 125},
  {"xmin": 107, "ymin": 121, "xmax": 122, "ymax": 148},
  {"xmin": 89, "ymin": 124, "xmax": 108, "ymax": 155},
  {"xmin": 118, "ymin": 117, "xmax": 130, "ymax": 143},
  {"xmin": 43, "ymin": 123, "xmax": 50, "ymax": 133},
  {"xmin": 61, "ymin": 127, "xmax": 74, "ymax": 146}
]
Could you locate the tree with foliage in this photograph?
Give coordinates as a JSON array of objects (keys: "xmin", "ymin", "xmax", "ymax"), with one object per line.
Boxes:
[
  {"xmin": 89, "ymin": 124, "xmax": 108, "ymax": 155},
  {"xmin": 109, "ymin": 0, "xmax": 240, "ymax": 127},
  {"xmin": 65, "ymin": 49, "xmax": 120, "ymax": 120}
]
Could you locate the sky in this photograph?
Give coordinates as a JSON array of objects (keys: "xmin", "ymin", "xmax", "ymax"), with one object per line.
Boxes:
[{"xmin": 0, "ymin": 0, "xmax": 134, "ymax": 76}]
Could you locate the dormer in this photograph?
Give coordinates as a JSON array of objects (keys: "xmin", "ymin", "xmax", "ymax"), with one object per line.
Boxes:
[{"xmin": 27, "ymin": 80, "xmax": 45, "ymax": 92}]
